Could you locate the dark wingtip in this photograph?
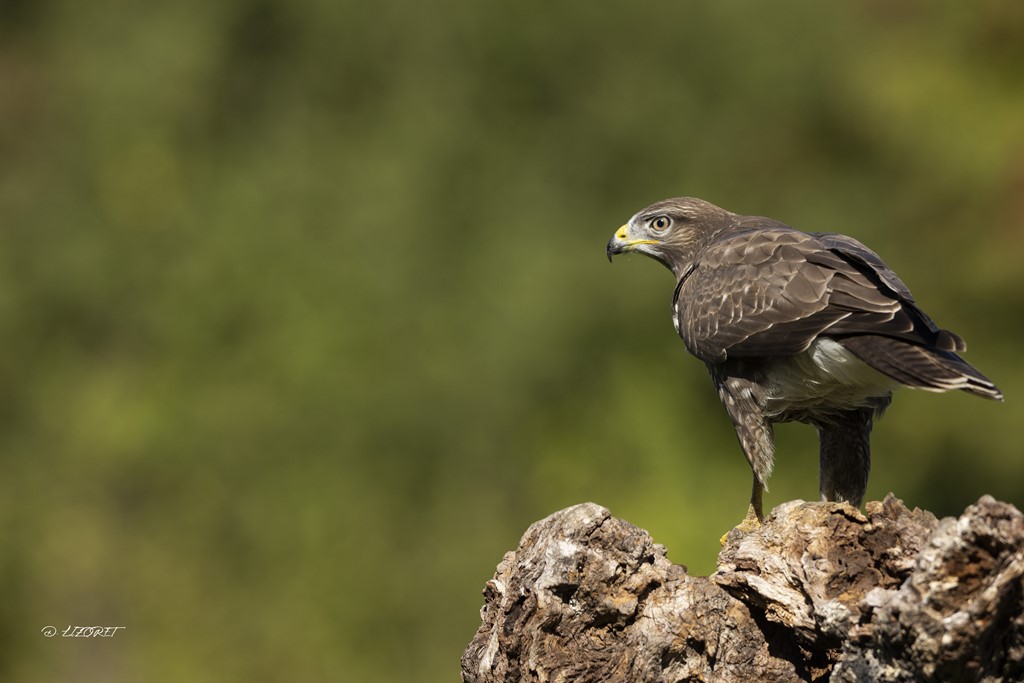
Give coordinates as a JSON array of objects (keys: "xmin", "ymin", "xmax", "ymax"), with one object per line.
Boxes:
[{"xmin": 936, "ymin": 329, "xmax": 967, "ymax": 353}]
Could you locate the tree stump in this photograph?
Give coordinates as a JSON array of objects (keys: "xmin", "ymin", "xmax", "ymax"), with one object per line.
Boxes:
[{"xmin": 461, "ymin": 495, "xmax": 1024, "ymax": 682}]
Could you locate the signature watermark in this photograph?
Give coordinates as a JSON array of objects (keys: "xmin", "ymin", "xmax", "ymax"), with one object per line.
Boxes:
[{"xmin": 41, "ymin": 626, "xmax": 126, "ymax": 638}]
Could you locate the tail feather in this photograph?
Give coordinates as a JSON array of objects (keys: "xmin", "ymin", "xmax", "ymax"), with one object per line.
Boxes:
[{"xmin": 840, "ymin": 334, "xmax": 1003, "ymax": 401}]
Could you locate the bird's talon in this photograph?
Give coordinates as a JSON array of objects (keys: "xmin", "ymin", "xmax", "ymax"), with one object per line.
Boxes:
[{"xmin": 720, "ymin": 503, "xmax": 763, "ymax": 545}]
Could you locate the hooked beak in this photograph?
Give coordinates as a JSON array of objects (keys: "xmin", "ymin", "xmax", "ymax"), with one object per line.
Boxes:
[{"xmin": 606, "ymin": 224, "xmax": 661, "ymax": 262}]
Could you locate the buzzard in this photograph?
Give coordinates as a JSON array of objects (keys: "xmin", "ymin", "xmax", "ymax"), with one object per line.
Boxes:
[{"xmin": 607, "ymin": 197, "xmax": 1002, "ymax": 529}]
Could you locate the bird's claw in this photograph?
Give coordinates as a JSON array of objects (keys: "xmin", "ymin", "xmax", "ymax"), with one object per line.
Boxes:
[{"xmin": 719, "ymin": 502, "xmax": 764, "ymax": 546}]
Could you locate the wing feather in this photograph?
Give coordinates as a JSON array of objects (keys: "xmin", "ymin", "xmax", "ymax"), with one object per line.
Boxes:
[{"xmin": 673, "ymin": 226, "xmax": 958, "ymax": 363}]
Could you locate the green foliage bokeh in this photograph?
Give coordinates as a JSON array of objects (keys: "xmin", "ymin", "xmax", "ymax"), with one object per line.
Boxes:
[{"xmin": 1, "ymin": 1, "xmax": 1023, "ymax": 680}]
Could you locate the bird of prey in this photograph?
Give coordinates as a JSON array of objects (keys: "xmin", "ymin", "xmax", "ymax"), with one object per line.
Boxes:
[{"xmin": 606, "ymin": 197, "xmax": 1002, "ymax": 529}]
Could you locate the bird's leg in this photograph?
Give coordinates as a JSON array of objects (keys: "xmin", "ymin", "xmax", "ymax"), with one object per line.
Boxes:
[
  {"xmin": 711, "ymin": 370, "xmax": 774, "ymax": 534},
  {"xmin": 738, "ymin": 475, "xmax": 765, "ymax": 531},
  {"xmin": 816, "ymin": 405, "xmax": 884, "ymax": 506},
  {"xmin": 720, "ymin": 476, "xmax": 765, "ymax": 544}
]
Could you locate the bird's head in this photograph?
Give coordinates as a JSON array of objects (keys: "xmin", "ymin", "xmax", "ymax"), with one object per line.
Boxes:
[{"xmin": 606, "ymin": 197, "xmax": 736, "ymax": 278}]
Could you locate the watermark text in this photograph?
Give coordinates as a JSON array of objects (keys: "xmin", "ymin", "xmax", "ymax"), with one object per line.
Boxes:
[{"xmin": 41, "ymin": 626, "xmax": 126, "ymax": 638}]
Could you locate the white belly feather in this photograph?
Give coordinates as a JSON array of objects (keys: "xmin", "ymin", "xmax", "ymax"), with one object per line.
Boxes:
[{"xmin": 761, "ymin": 338, "xmax": 896, "ymax": 418}]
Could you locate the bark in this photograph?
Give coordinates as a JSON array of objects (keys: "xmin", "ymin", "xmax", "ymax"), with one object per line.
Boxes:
[{"xmin": 461, "ymin": 495, "xmax": 1024, "ymax": 682}]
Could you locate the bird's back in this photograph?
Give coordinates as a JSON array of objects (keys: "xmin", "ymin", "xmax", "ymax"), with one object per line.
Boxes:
[{"xmin": 674, "ymin": 221, "xmax": 1002, "ymax": 401}]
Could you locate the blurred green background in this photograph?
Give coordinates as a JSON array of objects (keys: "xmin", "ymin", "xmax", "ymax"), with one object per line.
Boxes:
[{"xmin": 1, "ymin": 1, "xmax": 1022, "ymax": 680}]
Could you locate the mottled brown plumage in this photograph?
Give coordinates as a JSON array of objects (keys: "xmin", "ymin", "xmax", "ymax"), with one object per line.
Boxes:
[{"xmin": 607, "ymin": 197, "xmax": 1001, "ymax": 525}]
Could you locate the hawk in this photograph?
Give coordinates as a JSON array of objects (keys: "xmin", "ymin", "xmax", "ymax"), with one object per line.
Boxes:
[{"xmin": 607, "ymin": 197, "xmax": 1002, "ymax": 528}]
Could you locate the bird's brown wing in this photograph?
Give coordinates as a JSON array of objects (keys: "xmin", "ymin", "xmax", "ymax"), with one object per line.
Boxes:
[
  {"xmin": 673, "ymin": 225, "xmax": 948, "ymax": 363},
  {"xmin": 810, "ymin": 232, "xmax": 965, "ymax": 352}
]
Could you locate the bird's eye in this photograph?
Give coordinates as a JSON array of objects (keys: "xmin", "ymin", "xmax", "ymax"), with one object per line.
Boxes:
[{"xmin": 651, "ymin": 216, "xmax": 671, "ymax": 231}]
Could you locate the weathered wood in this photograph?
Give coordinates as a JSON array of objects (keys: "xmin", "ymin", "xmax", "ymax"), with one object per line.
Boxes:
[{"xmin": 462, "ymin": 495, "xmax": 1024, "ymax": 682}]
